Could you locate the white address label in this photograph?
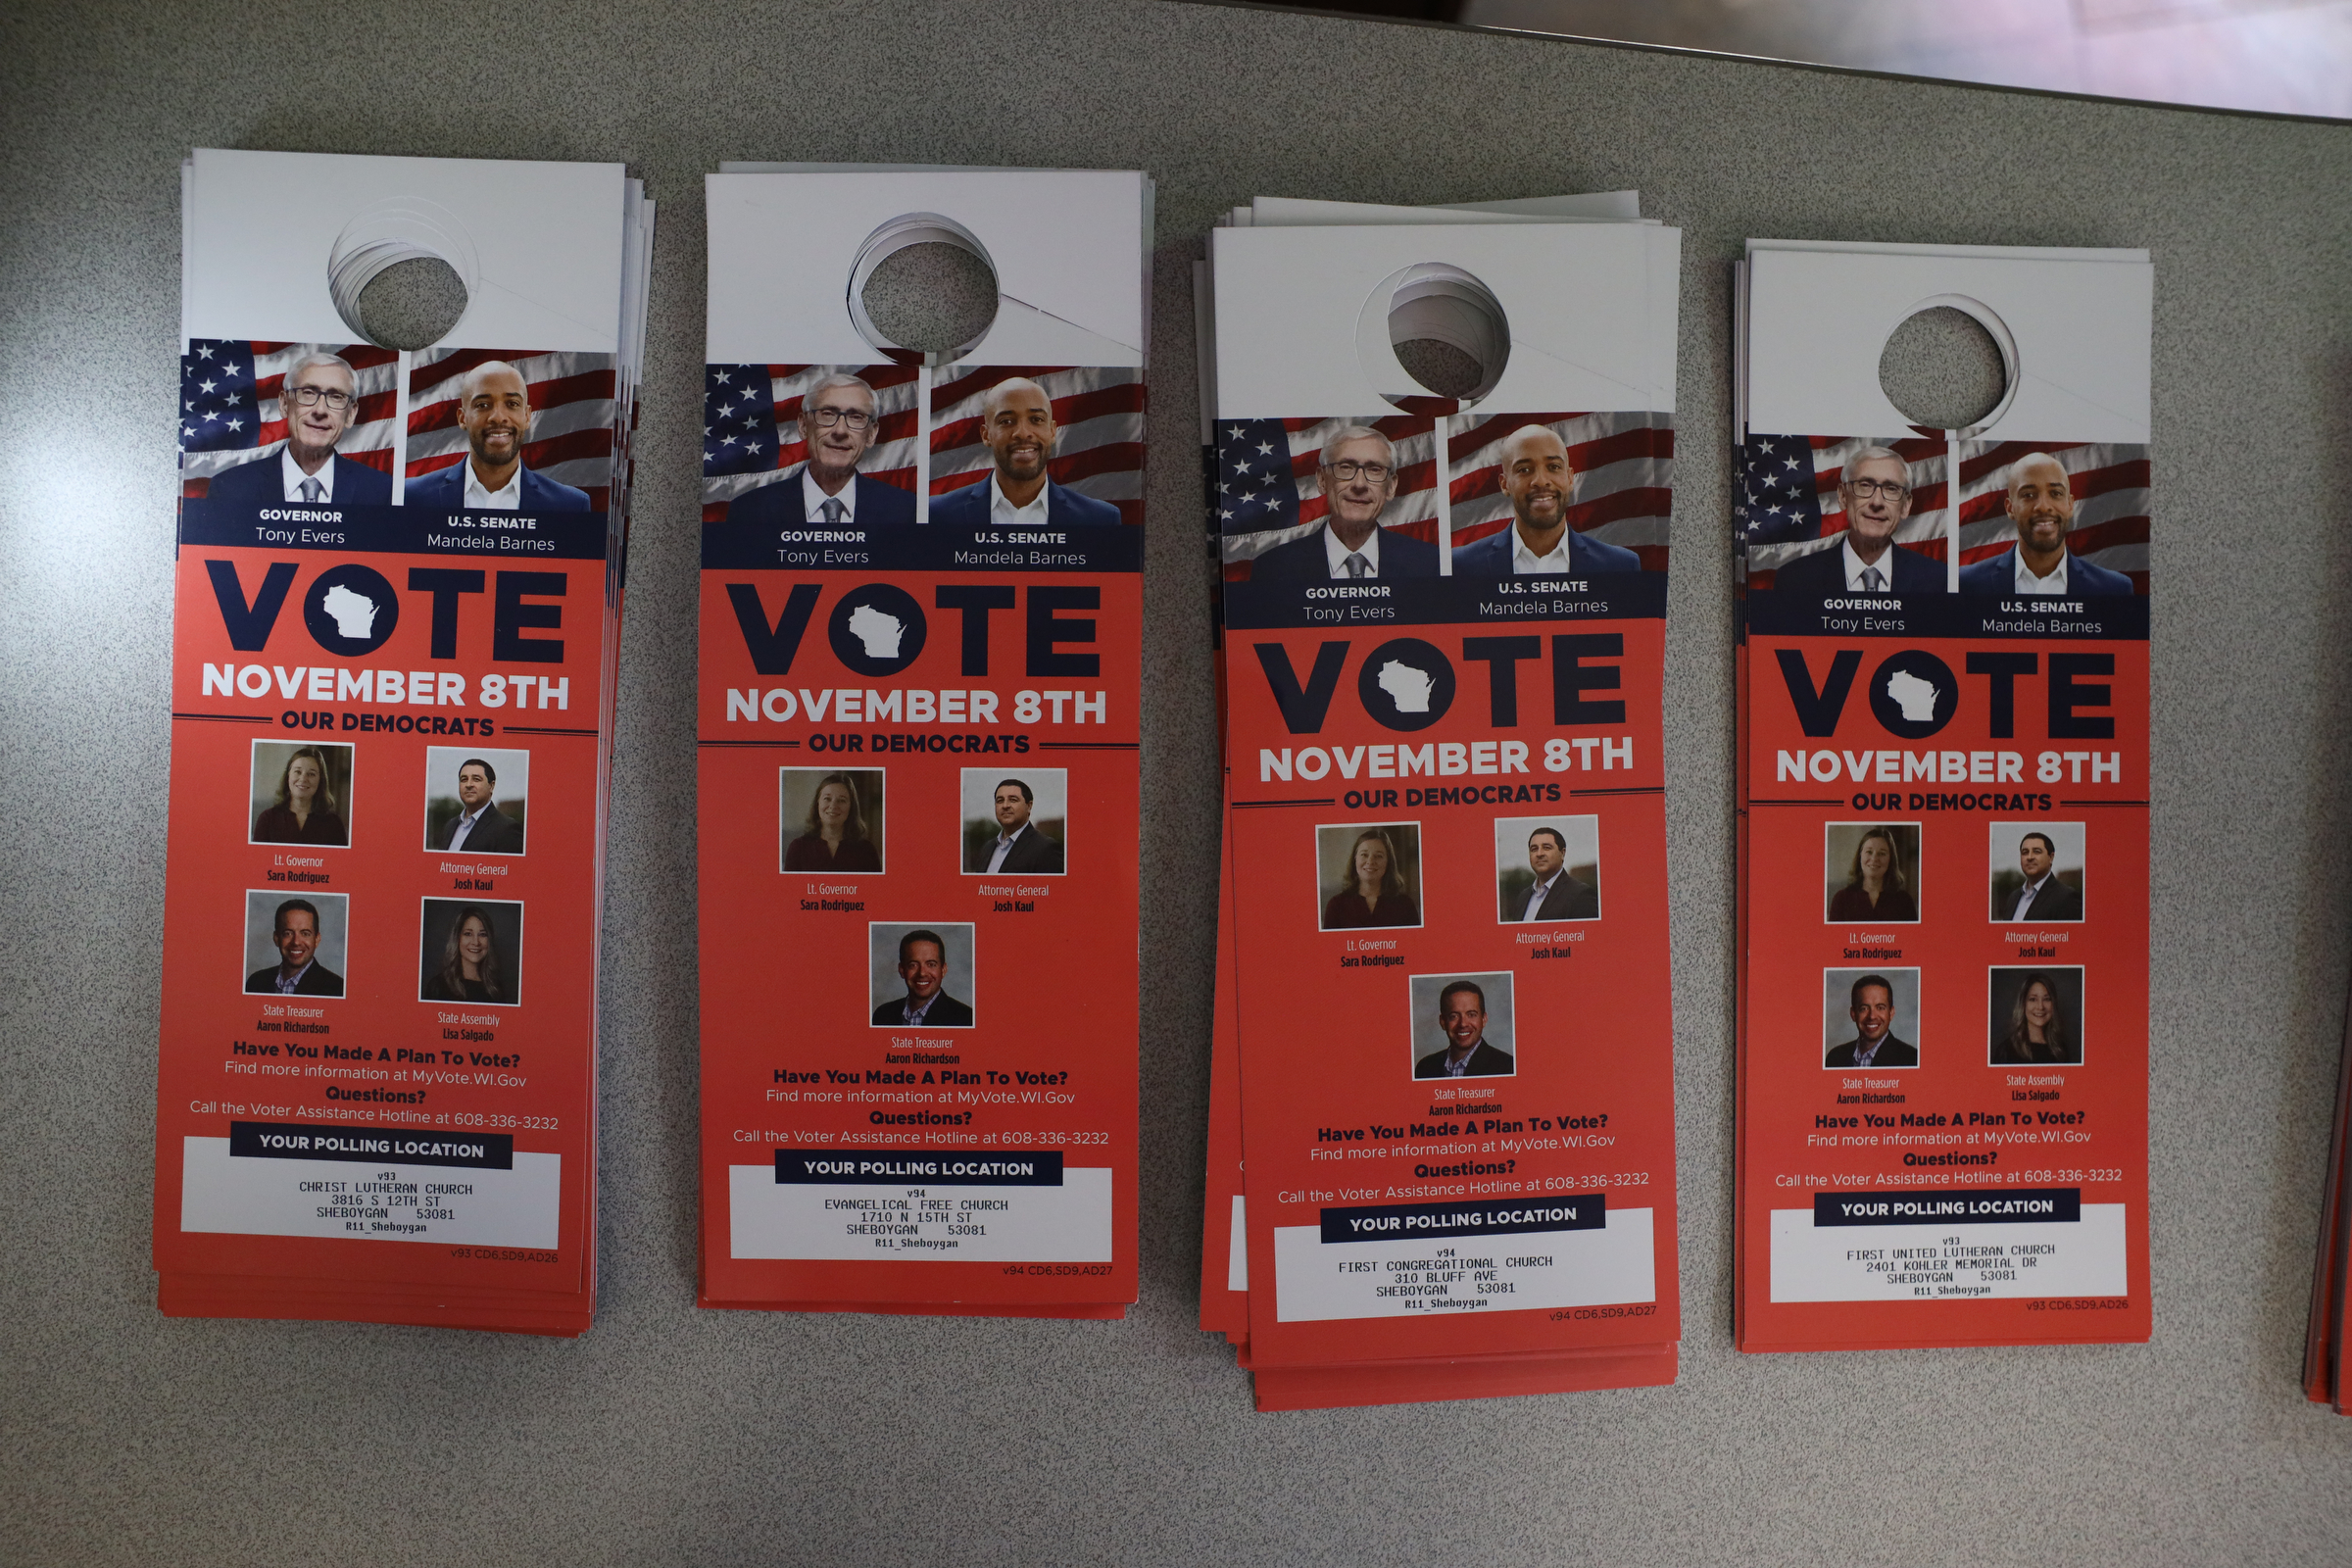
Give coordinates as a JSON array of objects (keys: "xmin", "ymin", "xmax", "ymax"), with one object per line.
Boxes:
[
  {"xmin": 179, "ymin": 1137, "xmax": 560, "ymax": 1249},
  {"xmin": 1769, "ymin": 1202, "xmax": 2127, "ymax": 1302},
  {"xmin": 728, "ymin": 1165, "xmax": 1112, "ymax": 1261},
  {"xmin": 1272, "ymin": 1207, "xmax": 1655, "ymax": 1323}
]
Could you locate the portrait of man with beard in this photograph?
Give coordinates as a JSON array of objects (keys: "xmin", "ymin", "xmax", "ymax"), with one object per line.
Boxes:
[
  {"xmin": 928, "ymin": 376, "xmax": 1121, "ymax": 529},
  {"xmin": 1957, "ymin": 452, "xmax": 2133, "ymax": 596},
  {"xmin": 403, "ymin": 360, "xmax": 592, "ymax": 513},
  {"xmin": 205, "ymin": 350, "xmax": 393, "ymax": 507},
  {"xmin": 1450, "ymin": 424, "xmax": 1642, "ymax": 577}
]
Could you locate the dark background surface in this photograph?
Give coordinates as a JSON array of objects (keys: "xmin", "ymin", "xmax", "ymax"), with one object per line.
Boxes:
[{"xmin": 3, "ymin": 1, "xmax": 2350, "ymax": 1562}]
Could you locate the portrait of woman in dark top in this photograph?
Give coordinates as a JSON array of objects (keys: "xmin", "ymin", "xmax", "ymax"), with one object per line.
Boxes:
[
  {"xmin": 1992, "ymin": 971, "xmax": 2080, "ymax": 1065},
  {"xmin": 252, "ymin": 746, "xmax": 349, "ymax": 847},
  {"xmin": 1828, "ymin": 826, "xmax": 1917, "ymax": 922},
  {"xmin": 783, "ymin": 772, "xmax": 882, "ymax": 872},
  {"xmin": 422, "ymin": 906, "xmax": 512, "ymax": 1004},
  {"xmin": 1322, "ymin": 826, "xmax": 1420, "ymax": 930}
]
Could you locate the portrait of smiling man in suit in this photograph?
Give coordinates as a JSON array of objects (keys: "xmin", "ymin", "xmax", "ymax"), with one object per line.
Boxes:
[
  {"xmin": 404, "ymin": 360, "xmax": 591, "ymax": 513},
  {"xmin": 1451, "ymin": 425, "xmax": 1642, "ymax": 578},
  {"xmin": 206, "ymin": 350, "xmax": 393, "ymax": 507},
  {"xmin": 724, "ymin": 370, "xmax": 915, "ymax": 530},
  {"xmin": 1771, "ymin": 446, "xmax": 1946, "ymax": 596},
  {"xmin": 929, "ymin": 377, "xmax": 1121, "ymax": 529},
  {"xmin": 1413, "ymin": 978, "xmax": 1517, "ymax": 1080},
  {"xmin": 962, "ymin": 774, "xmax": 1065, "ymax": 875}
]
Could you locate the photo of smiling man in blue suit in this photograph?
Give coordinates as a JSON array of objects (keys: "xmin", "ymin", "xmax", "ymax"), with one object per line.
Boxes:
[
  {"xmin": 1450, "ymin": 424, "xmax": 1641, "ymax": 577},
  {"xmin": 404, "ymin": 361, "xmax": 591, "ymax": 513},
  {"xmin": 1957, "ymin": 452, "xmax": 2133, "ymax": 596},
  {"xmin": 928, "ymin": 376, "xmax": 1121, "ymax": 529}
]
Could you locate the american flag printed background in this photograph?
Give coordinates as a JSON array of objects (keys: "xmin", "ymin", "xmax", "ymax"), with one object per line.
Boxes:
[
  {"xmin": 1738, "ymin": 434, "xmax": 2150, "ymax": 592},
  {"xmin": 408, "ymin": 348, "xmax": 618, "ymax": 511},
  {"xmin": 177, "ymin": 340, "xmax": 399, "ymax": 497},
  {"xmin": 1215, "ymin": 411, "xmax": 1674, "ymax": 578},
  {"xmin": 701, "ymin": 364, "xmax": 1145, "ymax": 525}
]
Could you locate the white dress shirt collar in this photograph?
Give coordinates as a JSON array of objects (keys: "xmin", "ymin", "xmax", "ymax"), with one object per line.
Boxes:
[
  {"xmin": 2013, "ymin": 548, "xmax": 2069, "ymax": 595},
  {"xmin": 2012, "ymin": 872, "xmax": 2051, "ymax": 919},
  {"xmin": 447, "ymin": 802, "xmax": 487, "ymax": 851},
  {"xmin": 802, "ymin": 466, "xmax": 857, "ymax": 524},
  {"xmin": 464, "ymin": 460, "xmax": 523, "ymax": 511},
  {"xmin": 986, "ymin": 823, "xmax": 1028, "ymax": 873},
  {"xmin": 990, "ymin": 474, "xmax": 1053, "ymax": 528},
  {"xmin": 1323, "ymin": 524, "xmax": 1383, "ymax": 579},
  {"xmin": 1509, "ymin": 525, "xmax": 1575, "ymax": 576},
  {"xmin": 1842, "ymin": 538, "xmax": 1898, "ymax": 592},
  {"xmin": 1522, "ymin": 869, "xmax": 1560, "ymax": 921},
  {"xmin": 280, "ymin": 446, "xmax": 333, "ymax": 504}
]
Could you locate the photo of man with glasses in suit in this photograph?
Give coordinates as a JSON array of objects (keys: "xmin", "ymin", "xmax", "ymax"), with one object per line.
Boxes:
[
  {"xmin": 203, "ymin": 350, "xmax": 394, "ymax": 506},
  {"xmin": 1247, "ymin": 424, "xmax": 1438, "ymax": 580},
  {"xmin": 1770, "ymin": 446, "xmax": 1946, "ymax": 595},
  {"xmin": 724, "ymin": 370, "xmax": 916, "ymax": 528}
]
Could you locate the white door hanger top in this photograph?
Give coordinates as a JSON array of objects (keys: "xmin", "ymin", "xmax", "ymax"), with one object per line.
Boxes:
[
  {"xmin": 184, "ymin": 149, "xmax": 627, "ymax": 351},
  {"xmin": 1745, "ymin": 246, "xmax": 2152, "ymax": 443},
  {"xmin": 1210, "ymin": 221, "xmax": 1675, "ymax": 418},
  {"xmin": 704, "ymin": 170, "xmax": 1148, "ymax": 368},
  {"xmin": 1249, "ymin": 193, "xmax": 1649, "ymax": 226}
]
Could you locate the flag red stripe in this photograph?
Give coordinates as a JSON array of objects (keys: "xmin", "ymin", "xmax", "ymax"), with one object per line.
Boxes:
[
  {"xmin": 932, "ymin": 442, "xmax": 1146, "ymax": 492},
  {"xmin": 409, "ymin": 349, "xmax": 554, "ymax": 395},
  {"xmin": 767, "ymin": 362, "xmax": 920, "ymax": 391},
  {"xmin": 930, "ymin": 365, "xmax": 1081, "ymax": 401},
  {"xmin": 408, "ymin": 425, "xmax": 615, "ymax": 476},
  {"xmin": 930, "ymin": 385, "xmax": 1145, "ymax": 452},
  {"xmin": 408, "ymin": 368, "xmax": 616, "ymax": 433}
]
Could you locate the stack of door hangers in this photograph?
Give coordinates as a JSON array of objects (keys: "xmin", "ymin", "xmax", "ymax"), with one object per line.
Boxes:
[
  {"xmin": 695, "ymin": 164, "xmax": 1152, "ymax": 1320},
  {"xmin": 1732, "ymin": 237, "xmax": 2153, "ymax": 1353},
  {"xmin": 158, "ymin": 148, "xmax": 653, "ymax": 1334},
  {"xmin": 1197, "ymin": 192, "xmax": 1685, "ymax": 1409}
]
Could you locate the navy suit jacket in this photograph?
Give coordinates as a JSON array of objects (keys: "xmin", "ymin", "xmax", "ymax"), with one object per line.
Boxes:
[
  {"xmin": 1249, "ymin": 523, "xmax": 1439, "ymax": 581},
  {"xmin": 2003, "ymin": 876, "xmax": 2083, "ymax": 922},
  {"xmin": 1413, "ymin": 1040, "xmax": 1517, "ymax": 1079},
  {"xmin": 1772, "ymin": 539, "xmax": 1947, "ymax": 595},
  {"xmin": 872, "ymin": 992, "xmax": 974, "ymax": 1027},
  {"xmin": 434, "ymin": 802, "xmax": 523, "ymax": 855},
  {"xmin": 206, "ymin": 451, "xmax": 392, "ymax": 507},
  {"xmin": 1957, "ymin": 546, "xmax": 2134, "ymax": 597},
  {"xmin": 1825, "ymin": 1034, "xmax": 1918, "ymax": 1068},
  {"xmin": 964, "ymin": 823, "xmax": 1064, "ymax": 874},
  {"xmin": 404, "ymin": 462, "xmax": 592, "ymax": 513},
  {"xmin": 929, "ymin": 477, "xmax": 1122, "ymax": 529},
  {"xmin": 726, "ymin": 467, "xmax": 916, "ymax": 528},
  {"xmin": 244, "ymin": 961, "xmax": 345, "ymax": 998},
  {"xmin": 1516, "ymin": 871, "xmax": 1599, "ymax": 922},
  {"xmin": 1451, "ymin": 524, "xmax": 1642, "ymax": 578}
]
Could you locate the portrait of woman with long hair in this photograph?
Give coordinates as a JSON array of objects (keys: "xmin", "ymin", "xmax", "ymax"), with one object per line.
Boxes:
[
  {"xmin": 423, "ymin": 905, "xmax": 512, "ymax": 1004},
  {"xmin": 1992, "ymin": 970, "xmax": 2079, "ymax": 1065},
  {"xmin": 1321, "ymin": 826, "xmax": 1420, "ymax": 930},
  {"xmin": 252, "ymin": 745, "xmax": 349, "ymax": 847},
  {"xmin": 783, "ymin": 771, "xmax": 882, "ymax": 872},
  {"xmin": 1828, "ymin": 825, "xmax": 1916, "ymax": 922}
]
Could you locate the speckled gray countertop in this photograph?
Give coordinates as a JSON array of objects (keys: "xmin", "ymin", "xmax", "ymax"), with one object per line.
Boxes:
[{"xmin": 2, "ymin": 2, "xmax": 2349, "ymax": 1563}]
